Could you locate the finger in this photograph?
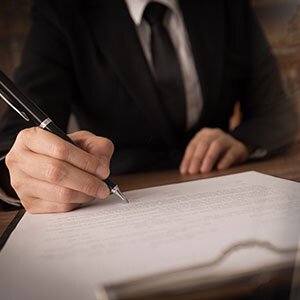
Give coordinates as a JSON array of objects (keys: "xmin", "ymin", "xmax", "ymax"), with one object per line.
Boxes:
[
  {"xmin": 17, "ymin": 176, "xmax": 95, "ymax": 204},
  {"xmin": 69, "ymin": 130, "xmax": 114, "ymax": 161},
  {"xmin": 17, "ymin": 151, "xmax": 110, "ymax": 199},
  {"xmin": 70, "ymin": 131, "xmax": 114, "ymax": 178},
  {"xmin": 17, "ymin": 127, "xmax": 110, "ymax": 179},
  {"xmin": 217, "ymin": 145, "xmax": 247, "ymax": 170},
  {"xmin": 187, "ymin": 141, "xmax": 210, "ymax": 174},
  {"xmin": 180, "ymin": 129, "xmax": 217, "ymax": 174},
  {"xmin": 180, "ymin": 142, "xmax": 197, "ymax": 174},
  {"xmin": 201, "ymin": 139, "xmax": 229, "ymax": 173},
  {"xmin": 9, "ymin": 169, "xmax": 83, "ymax": 214},
  {"xmin": 22, "ymin": 198, "xmax": 80, "ymax": 214}
]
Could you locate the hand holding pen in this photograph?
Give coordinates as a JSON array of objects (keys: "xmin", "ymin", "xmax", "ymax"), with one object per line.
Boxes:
[{"xmin": 0, "ymin": 70, "xmax": 128, "ymax": 213}]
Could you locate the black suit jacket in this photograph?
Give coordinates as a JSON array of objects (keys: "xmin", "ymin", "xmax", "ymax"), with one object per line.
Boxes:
[{"xmin": 0, "ymin": 0, "xmax": 297, "ymax": 174}]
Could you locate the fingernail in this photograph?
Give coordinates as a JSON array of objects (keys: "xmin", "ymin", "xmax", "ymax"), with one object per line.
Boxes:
[{"xmin": 96, "ymin": 157, "xmax": 109, "ymax": 178}]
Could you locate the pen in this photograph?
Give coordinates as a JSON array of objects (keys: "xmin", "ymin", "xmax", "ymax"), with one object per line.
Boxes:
[{"xmin": 0, "ymin": 70, "xmax": 128, "ymax": 203}]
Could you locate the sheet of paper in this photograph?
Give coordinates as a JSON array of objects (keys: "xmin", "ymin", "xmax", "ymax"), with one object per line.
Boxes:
[{"xmin": 0, "ymin": 171, "xmax": 300, "ymax": 300}]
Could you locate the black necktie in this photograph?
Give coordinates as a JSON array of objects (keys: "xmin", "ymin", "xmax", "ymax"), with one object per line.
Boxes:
[{"xmin": 143, "ymin": 2, "xmax": 186, "ymax": 134}]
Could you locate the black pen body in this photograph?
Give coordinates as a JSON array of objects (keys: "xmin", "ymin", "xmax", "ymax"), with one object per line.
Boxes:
[{"xmin": 0, "ymin": 70, "xmax": 117, "ymax": 192}]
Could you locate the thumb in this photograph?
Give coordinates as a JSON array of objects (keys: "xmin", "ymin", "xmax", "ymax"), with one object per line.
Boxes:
[{"xmin": 69, "ymin": 130, "xmax": 114, "ymax": 177}]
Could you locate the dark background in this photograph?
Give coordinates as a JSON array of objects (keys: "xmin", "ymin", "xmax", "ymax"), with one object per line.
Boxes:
[
  {"xmin": 0, "ymin": 0, "xmax": 299, "ymax": 126},
  {"xmin": 0, "ymin": 0, "xmax": 31, "ymax": 118}
]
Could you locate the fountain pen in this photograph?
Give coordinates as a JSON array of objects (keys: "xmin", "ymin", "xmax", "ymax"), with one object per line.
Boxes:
[{"xmin": 0, "ymin": 70, "xmax": 128, "ymax": 203}]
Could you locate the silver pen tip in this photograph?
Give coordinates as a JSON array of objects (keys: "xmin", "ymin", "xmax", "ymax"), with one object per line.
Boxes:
[{"xmin": 111, "ymin": 186, "xmax": 129, "ymax": 203}]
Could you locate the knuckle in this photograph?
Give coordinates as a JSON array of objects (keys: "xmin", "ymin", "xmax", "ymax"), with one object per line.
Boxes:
[
  {"xmin": 193, "ymin": 140, "xmax": 208, "ymax": 150},
  {"xmin": 212, "ymin": 139, "xmax": 222, "ymax": 149},
  {"xmin": 202, "ymin": 140, "xmax": 210, "ymax": 148},
  {"xmin": 187, "ymin": 137, "xmax": 199, "ymax": 150},
  {"xmin": 81, "ymin": 156, "xmax": 94, "ymax": 172},
  {"xmin": 10, "ymin": 176, "xmax": 22, "ymax": 191},
  {"xmin": 16, "ymin": 127, "xmax": 36, "ymax": 144},
  {"xmin": 5, "ymin": 151, "xmax": 16, "ymax": 168},
  {"xmin": 45, "ymin": 162, "xmax": 67, "ymax": 183},
  {"xmin": 188, "ymin": 141, "xmax": 197, "ymax": 150},
  {"xmin": 60, "ymin": 204, "xmax": 76, "ymax": 212},
  {"xmin": 200, "ymin": 127, "xmax": 215, "ymax": 136},
  {"xmin": 196, "ymin": 130, "xmax": 204, "ymax": 138},
  {"xmin": 82, "ymin": 177, "xmax": 98, "ymax": 196},
  {"xmin": 103, "ymin": 137, "xmax": 115, "ymax": 153},
  {"xmin": 21, "ymin": 200, "xmax": 34, "ymax": 213},
  {"xmin": 210, "ymin": 128, "xmax": 222, "ymax": 135},
  {"xmin": 191, "ymin": 156, "xmax": 201, "ymax": 164},
  {"xmin": 16, "ymin": 128, "xmax": 29, "ymax": 141},
  {"xmin": 79, "ymin": 130, "xmax": 91, "ymax": 136},
  {"xmin": 215, "ymin": 128, "xmax": 222, "ymax": 134},
  {"xmin": 51, "ymin": 143, "xmax": 69, "ymax": 160},
  {"xmin": 58, "ymin": 187, "xmax": 73, "ymax": 203}
]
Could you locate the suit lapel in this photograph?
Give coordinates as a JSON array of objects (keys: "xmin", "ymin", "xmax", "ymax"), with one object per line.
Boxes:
[
  {"xmin": 179, "ymin": 0, "xmax": 225, "ymax": 124},
  {"xmin": 83, "ymin": 0, "xmax": 176, "ymax": 145}
]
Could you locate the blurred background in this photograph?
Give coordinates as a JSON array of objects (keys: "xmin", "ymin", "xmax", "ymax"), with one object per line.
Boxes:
[
  {"xmin": 0, "ymin": 0, "xmax": 31, "ymax": 118},
  {"xmin": 0, "ymin": 0, "xmax": 300, "ymax": 128}
]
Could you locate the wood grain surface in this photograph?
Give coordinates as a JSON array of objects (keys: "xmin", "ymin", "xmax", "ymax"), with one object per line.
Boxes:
[{"xmin": 1, "ymin": 149, "xmax": 299, "ymax": 238}]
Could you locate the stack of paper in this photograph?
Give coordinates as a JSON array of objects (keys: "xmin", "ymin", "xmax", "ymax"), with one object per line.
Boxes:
[{"xmin": 0, "ymin": 171, "xmax": 299, "ymax": 300}]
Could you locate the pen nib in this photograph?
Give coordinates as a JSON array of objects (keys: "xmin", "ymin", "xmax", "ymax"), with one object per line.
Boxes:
[{"xmin": 111, "ymin": 185, "xmax": 129, "ymax": 203}]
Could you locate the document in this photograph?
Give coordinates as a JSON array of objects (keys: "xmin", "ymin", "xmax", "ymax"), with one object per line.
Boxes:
[{"xmin": 0, "ymin": 171, "xmax": 299, "ymax": 300}]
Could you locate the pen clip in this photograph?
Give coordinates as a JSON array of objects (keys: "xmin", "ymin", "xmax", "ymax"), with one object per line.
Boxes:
[{"xmin": 0, "ymin": 90, "xmax": 30, "ymax": 122}]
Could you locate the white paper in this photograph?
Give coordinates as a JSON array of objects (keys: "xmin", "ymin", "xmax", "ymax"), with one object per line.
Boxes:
[{"xmin": 0, "ymin": 171, "xmax": 299, "ymax": 300}]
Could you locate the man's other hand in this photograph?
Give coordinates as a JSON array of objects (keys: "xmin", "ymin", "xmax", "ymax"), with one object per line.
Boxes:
[
  {"xmin": 5, "ymin": 128, "xmax": 114, "ymax": 214},
  {"xmin": 180, "ymin": 128, "xmax": 249, "ymax": 174}
]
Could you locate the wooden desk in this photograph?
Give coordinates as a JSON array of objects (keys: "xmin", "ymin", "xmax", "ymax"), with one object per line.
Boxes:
[
  {"xmin": 1, "ymin": 150, "xmax": 300, "ymax": 240},
  {"xmin": 0, "ymin": 150, "xmax": 299, "ymax": 299}
]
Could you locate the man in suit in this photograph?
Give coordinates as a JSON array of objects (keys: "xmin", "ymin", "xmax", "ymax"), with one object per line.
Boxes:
[{"xmin": 0, "ymin": 0, "xmax": 297, "ymax": 213}]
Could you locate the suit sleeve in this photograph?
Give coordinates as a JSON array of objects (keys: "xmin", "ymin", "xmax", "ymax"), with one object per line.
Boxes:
[
  {"xmin": 231, "ymin": 1, "xmax": 299, "ymax": 154},
  {"xmin": 0, "ymin": 0, "xmax": 74, "ymax": 158}
]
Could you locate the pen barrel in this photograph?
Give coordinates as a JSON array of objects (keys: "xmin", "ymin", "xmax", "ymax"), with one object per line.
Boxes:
[
  {"xmin": 0, "ymin": 70, "xmax": 119, "ymax": 195},
  {"xmin": 45, "ymin": 122, "xmax": 76, "ymax": 146},
  {"xmin": 0, "ymin": 70, "xmax": 48, "ymax": 125},
  {"xmin": 0, "ymin": 71, "xmax": 47, "ymax": 126},
  {"xmin": 103, "ymin": 178, "xmax": 115, "ymax": 189}
]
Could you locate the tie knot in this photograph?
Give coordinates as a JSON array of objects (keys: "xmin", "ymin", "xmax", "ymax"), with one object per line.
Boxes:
[{"xmin": 143, "ymin": 2, "xmax": 168, "ymax": 26}]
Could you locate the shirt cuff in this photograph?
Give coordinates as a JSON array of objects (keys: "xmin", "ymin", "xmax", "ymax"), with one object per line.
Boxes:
[
  {"xmin": 0, "ymin": 187, "xmax": 21, "ymax": 207},
  {"xmin": 248, "ymin": 147, "xmax": 268, "ymax": 159}
]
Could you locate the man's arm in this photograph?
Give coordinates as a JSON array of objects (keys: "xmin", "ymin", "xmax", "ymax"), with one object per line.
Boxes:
[
  {"xmin": 0, "ymin": 0, "xmax": 114, "ymax": 213},
  {"xmin": 0, "ymin": 0, "xmax": 75, "ymax": 158},
  {"xmin": 0, "ymin": 0, "xmax": 74, "ymax": 206},
  {"xmin": 180, "ymin": 1, "xmax": 298, "ymax": 174},
  {"xmin": 231, "ymin": 2, "xmax": 298, "ymax": 153}
]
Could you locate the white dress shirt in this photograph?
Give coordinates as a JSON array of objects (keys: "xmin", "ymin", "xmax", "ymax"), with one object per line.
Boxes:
[{"xmin": 125, "ymin": 0, "xmax": 203, "ymax": 130}]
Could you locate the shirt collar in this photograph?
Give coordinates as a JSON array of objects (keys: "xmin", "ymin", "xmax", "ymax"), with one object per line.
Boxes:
[{"xmin": 125, "ymin": 0, "xmax": 180, "ymax": 25}]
